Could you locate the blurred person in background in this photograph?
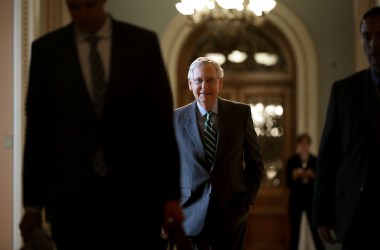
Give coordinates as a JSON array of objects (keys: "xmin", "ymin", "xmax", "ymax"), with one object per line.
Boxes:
[
  {"xmin": 19, "ymin": 0, "xmax": 183, "ymax": 249},
  {"xmin": 313, "ymin": 6, "xmax": 380, "ymax": 250},
  {"xmin": 286, "ymin": 133, "xmax": 325, "ymax": 250}
]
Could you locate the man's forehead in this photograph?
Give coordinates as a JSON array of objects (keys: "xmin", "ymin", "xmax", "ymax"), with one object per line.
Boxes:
[
  {"xmin": 194, "ymin": 64, "xmax": 216, "ymax": 74},
  {"xmin": 362, "ymin": 15, "xmax": 380, "ymax": 31}
]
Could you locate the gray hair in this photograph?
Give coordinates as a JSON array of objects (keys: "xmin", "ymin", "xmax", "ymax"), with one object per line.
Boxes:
[{"xmin": 188, "ymin": 57, "xmax": 224, "ymax": 80}]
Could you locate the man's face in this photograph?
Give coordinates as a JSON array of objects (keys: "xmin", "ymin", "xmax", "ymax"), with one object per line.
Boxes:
[
  {"xmin": 297, "ymin": 139, "xmax": 310, "ymax": 154},
  {"xmin": 361, "ymin": 15, "xmax": 380, "ymax": 73},
  {"xmin": 188, "ymin": 63, "xmax": 223, "ymax": 111},
  {"xmin": 66, "ymin": 0, "xmax": 107, "ymax": 34}
]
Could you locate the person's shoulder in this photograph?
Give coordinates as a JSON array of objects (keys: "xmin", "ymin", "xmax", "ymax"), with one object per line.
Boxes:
[
  {"xmin": 287, "ymin": 154, "xmax": 299, "ymax": 162},
  {"xmin": 34, "ymin": 23, "xmax": 72, "ymax": 41},
  {"xmin": 219, "ymin": 98, "xmax": 252, "ymax": 116},
  {"xmin": 32, "ymin": 23, "xmax": 73, "ymax": 46},
  {"xmin": 330, "ymin": 69, "xmax": 370, "ymax": 98},
  {"xmin": 285, "ymin": 154, "xmax": 299, "ymax": 169},
  {"xmin": 333, "ymin": 68, "xmax": 369, "ymax": 88},
  {"xmin": 174, "ymin": 102, "xmax": 194, "ymax": 122},
  {"xmin": 309, "ymin": 153, "xmax": 318, "ymax": 161},
  {"xmin": 219, "ymin": 97, "xmax": 249, "ymax": 108},
  {"xmin": 175, "ymin": 102, "xmax": 193, "ymax": 113}
]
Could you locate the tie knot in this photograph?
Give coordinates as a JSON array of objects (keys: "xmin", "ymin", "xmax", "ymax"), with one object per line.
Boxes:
[
  {"xmin": 87, "ymin": 35, "xmax": 100, "ymax": 47},
  {"xmin": 206, "ymin": 111, "xmax": 213, "ymax": 120}
]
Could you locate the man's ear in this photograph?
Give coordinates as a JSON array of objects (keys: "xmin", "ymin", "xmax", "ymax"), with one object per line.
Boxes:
[
  {"xmin": 188, "ymin": 80, "xmax": 192, "ymax": 91},
  {"xmin": 218, "ymin": 78, "xmax": 224, "ymax": 89}
]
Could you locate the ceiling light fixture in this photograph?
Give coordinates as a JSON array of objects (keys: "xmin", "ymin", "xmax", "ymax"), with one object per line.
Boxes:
[
  {"xmin": 227, "ymin": 50, "xmax": 247, "ymax": 63},
  {"xmin": 175, "ymin": 0, "xmax": 277, "ymax": 24},
  {"xmin": 254, "ymin": 52, "xmax": 279, "ymax": 66}
]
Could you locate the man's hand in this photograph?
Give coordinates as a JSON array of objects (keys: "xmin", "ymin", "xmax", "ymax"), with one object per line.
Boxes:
[
  {"xmin": 161, "ymin": 201, "xmax": 192, "ymax": 250},
  {"xmin": 317, "ymin": 226, "xmax": 336, "ymax": 244},
  {"xmin": 292, "ymin": 168, "xmax": 304, "ymax": 180},
  {"xmin": 19, "ymin": 211, "xmax": 42, "ymax": 244},
  {"xmin": 161, "ymin": 200, "xmax": 184, "ymax": 239}
]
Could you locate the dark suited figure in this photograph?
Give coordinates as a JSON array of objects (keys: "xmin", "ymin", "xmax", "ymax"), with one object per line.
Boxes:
[
  {"xmin": 19, "ymin": 0, "xmax": 183, "ymax": 249},
  {"xmin": 172, "ymin": 57, "xmax": 265, "ymax": 250},
  {"xmin": 312, "ymin": 6, "xmax": 380, "ymax": 250},
  {"xmin": 286, "ymin": 133, "xmax": 325, "ymax": 250}
]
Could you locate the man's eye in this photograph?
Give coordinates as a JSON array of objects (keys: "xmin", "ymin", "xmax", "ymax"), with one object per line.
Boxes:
[{"xmin": 193, "ymin": 77, "xmax": 218, "ymax": 85}]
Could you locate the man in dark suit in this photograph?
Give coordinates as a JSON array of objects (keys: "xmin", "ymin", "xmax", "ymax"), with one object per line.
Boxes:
[
  {"xmin": 312, "ymin": 6, "xmax": 380, "ymax": 250},
  {"xmin": 172, "ymin": 57, "xmax": 264, "ymax": 250},
  {"xmin": 19, "ymin": 0, "xmax": 183, "ymax": 249}
]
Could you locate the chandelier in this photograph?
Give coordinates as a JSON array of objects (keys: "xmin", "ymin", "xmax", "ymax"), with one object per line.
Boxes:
[{"xmin": 175, "ymin": 0, "xmax": 277, "ymax": 24}]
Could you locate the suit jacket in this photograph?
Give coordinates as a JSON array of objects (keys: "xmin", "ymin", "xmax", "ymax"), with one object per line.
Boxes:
[
  {"xmin": 22, "ymin": 17, "xmax": 180, "ymax": 227},
  {"xmin": 312, "ymin": 68, "xmax": 380, "ymax": 241},
  {"xmin": 174, "ymin": 97, "xmax": 264, "ymax": 236}
]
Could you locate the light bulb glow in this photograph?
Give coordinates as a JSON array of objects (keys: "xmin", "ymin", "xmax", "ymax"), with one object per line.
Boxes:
[{"xmin": 227, "ymin": 50, "xmax": 247, "ymax": 63}]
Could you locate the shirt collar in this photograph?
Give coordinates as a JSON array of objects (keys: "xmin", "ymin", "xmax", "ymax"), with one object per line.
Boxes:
[
  {"xmin": 75, "ymin": 14, "xmax": 112, "ymax": 42},
  {"xmin": 197, "ymin": 99, "xmax": 219, "ymax": 117}
]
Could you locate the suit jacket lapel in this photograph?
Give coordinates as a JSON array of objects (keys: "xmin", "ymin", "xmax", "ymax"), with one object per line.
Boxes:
[
  {"xmin": 213, "ymin": 98, "xmax": 231, "ymax": 165},
  {"xmin": 57, "ymin": 24, "xmax": 97, "ymax": 118},
  {"xmin": 103, "ymin": 18, "xmax": 119, "ymax": 105},
  {"xmin": 184, "ymin": 101, "xmax": 206, "ymax": 158}
]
